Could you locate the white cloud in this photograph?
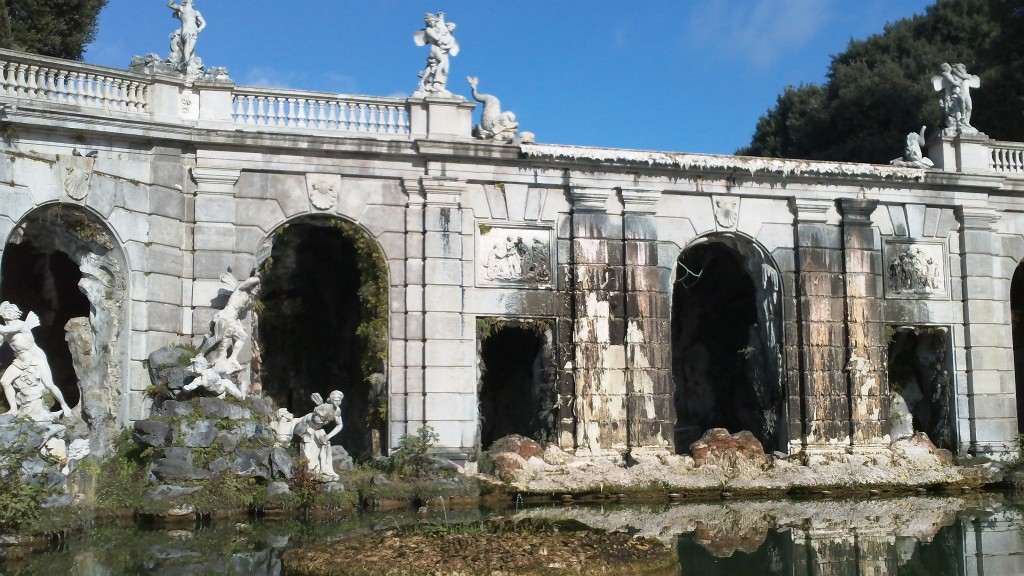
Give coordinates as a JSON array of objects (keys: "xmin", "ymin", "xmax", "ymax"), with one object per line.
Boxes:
[
  {"xmin": 239, "ymin": 68, "xmax": 360, "ymax": 95},
  {"xmin": 240, "ymin": 67, "xmax": 298, "ymax": 89},
  {"xmin": 688, "ymin": 0, "xmax": 835, "ymax": 69}
]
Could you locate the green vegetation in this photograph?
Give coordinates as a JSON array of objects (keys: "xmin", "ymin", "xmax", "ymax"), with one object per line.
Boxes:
[
  {"xmin": 739, "ymin": 0, "xmax": 1024, "ymax": 162},
  {"xmin": 0, "ymin": 0, "xmax": 108, "ymax": 61},
  {"xmin": 388, "ymin": 425, "xmax": 440, "ymax": 479},
  {"xmin": 0, "ymin": 444, "xmax": 49, "ymax": 531}
]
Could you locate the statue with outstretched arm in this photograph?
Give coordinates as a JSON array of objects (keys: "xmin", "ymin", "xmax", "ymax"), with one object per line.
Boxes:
[{"xmin": 0, "ymin": 301, "xmax": 72, "ymax": 420}]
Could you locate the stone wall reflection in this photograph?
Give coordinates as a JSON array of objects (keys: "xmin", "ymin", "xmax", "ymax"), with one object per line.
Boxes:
[{"xmin": 519, "ymin": 495, "xmax": 1024, "ymax": 575}]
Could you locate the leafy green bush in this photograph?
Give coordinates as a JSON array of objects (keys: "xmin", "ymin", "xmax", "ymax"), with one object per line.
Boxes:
[
  {"xmin": 0, "ymin": 444, "xmax": 48, "ymax": 531},
  {"xmin": 390, "ymin": 426, "xmax": 439, "ymax": 478}
]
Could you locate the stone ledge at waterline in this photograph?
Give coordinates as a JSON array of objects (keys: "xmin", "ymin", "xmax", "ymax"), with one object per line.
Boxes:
[{"xmin": 472, "ymin": 431, "xmax": 1000, "ymax": 498}]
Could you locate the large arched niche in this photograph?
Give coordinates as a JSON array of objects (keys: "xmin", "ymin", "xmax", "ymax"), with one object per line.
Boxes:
[
  {"xmin": 1012, "ymin": 261, "xmax": 1024, "ymax": 433},
  {"xmin": 671, "ymin": 232, "xmax": 786, "ymax": 452},
  {"xmin": 0, "ymin": 203, "xmax": 129, "ymax": 454},
  {"xmin": 254, "ymin": 216, "xmax": 389, "ymax": 460}
]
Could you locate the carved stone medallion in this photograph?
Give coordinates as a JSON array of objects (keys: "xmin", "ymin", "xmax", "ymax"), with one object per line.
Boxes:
[
  {"xmin": 305, "ymin": 174, "xmax": 340, "ymax": 211},
  {"xmin": 477, "ymin": 225, "xmax": 552, "ymax": 286},
  {"xmin": 713, "ymin": 196, "xmax": 739, "ymax": 228}
]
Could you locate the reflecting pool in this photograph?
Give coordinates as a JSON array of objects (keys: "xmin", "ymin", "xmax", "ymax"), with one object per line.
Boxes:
[{"xmin": 2, "ymin": 494, "xmax": 1022, "ymax": 575}]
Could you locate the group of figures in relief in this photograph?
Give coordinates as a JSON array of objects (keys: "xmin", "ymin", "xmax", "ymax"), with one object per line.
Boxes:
[
  {"xmin": 888, "ymin": 248, "xmax": 942, "ymax": 295},
  {"xmin": 483, "ymin": 235, "xmax": 551, "ymax": 283}
]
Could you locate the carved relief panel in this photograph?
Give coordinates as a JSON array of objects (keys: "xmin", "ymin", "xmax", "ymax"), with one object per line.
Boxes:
[
  {"xmin": 883, "ymin": 241, "xmax": 947, "ymax": 298},
  {"xmin": 476, "ymin": 225, "xmax": 553, "ymax": 287}
]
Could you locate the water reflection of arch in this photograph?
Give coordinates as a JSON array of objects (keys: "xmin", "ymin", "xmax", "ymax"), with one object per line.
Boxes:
[
  {"xmin": 671, "ymin": 231, "xmax": 786, "ymax": 453},
  {"xmin": 0, "ymin": 202, "xmax": 131, "ymax": 451},
  {"xmin": 253, "ymin": 213, "xmax": 390, "ymax": 459}
]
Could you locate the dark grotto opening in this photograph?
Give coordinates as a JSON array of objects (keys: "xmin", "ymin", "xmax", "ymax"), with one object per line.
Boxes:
[
  {"xmin": 672, "ymin": 239, "xmax": 782, "ymax": 453},
  {"xmin": 1013, "ymin": 262, "xmax": 1024, "ymax": 433},
  {"xmin": 257, "ymin": 219, "xmax": 388, "ymax": 459},
  {"xmin": 478, "ymin": 321, "xmax": 553, "ymax": 450},
  {"xmin": 1, "ymin": 241, "xmax": 90, "ymax": 409},
  {"xmin": 887, "ymin": 325, "xmax": 955, "ymax": 450}
]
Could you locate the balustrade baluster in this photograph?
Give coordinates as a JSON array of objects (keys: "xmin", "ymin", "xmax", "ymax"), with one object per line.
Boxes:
[
  {"xmin": 13, "ymin": 65, "xmax": 27, "ymax": 97},
  {"xmin": 54, "ymin": 71, "xmax": 68, "ymax": 104},
  {"xmin": 256, "ymin": 97, "xmax": 266, "ymax": 125},
  {"xmin": 1, "ymin": 62, "xmax": 11, "ymax": 96},
  {"xmin": 371, "ymin": 105, "xmax": 382, "ymax": 132},
  {"xmin": 326, "ymin": 102, "xmax": 337, "ymax": 130},
  {"xmin": 315, "ymin": 100, "xmax": 326, "ymax": 129},
  {"xmin": 384, "ymin": 106, "xmax": 395, "ymax": 134},
  {"xmin": 135, "ymin": 83, "xmax": 148, "ymax": 112},
  {"xmin": 101, "ymin": 77, "xmax": 113, "ymax": 110},
  {"xmin": 124, "ymin": 81, "xmax": 135, "ymax": 112},
  {"xmin": 87, "ymin": 74, "xmax": 99, "ymax": 107},
  {"xmin": 41, "ymin": 68, "xmax": 55, "ymax": 101},
  {"xmin": 357, "ymin": 103, "xmax": 367, "ymax": 131}
]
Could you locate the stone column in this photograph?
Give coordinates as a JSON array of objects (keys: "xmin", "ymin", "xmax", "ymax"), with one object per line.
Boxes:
[
  {"xmin": 621, "ymin": 188, "xmax": 672, "ymax": 453},
  {"xmin": 837, "ymin": 198, "xmax": 889, "ymax": 448},
  {"xmin": 419, "ymin": 176, "xmax": 474, "ymax": 459},
  {"xmin": 791, "ymin": 197, "xmax": 849, "ymax": 452},
  {"xmin": 569, "ymin": 186, "xmax": 627, "ymax": 455},
  {"xmin": 958, "ymin": 206, "xmax": 1015, "ymax": 455}
]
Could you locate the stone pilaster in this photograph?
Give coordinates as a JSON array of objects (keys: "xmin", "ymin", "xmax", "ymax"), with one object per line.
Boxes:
[
  {"xmin": 569, "ymin": 186, "xmax": 626, "ymax": 455},
  {"xmin": 620, "ymin": 188, "xmax": 672, "ymax": 452},
  {"xmin": 190, "ymin": 167, "xmax": 241, "ymax": 342},
  {"xmin": 791, "ymin": 197, "xmax": 848, "ymax": 452},
  {"xmin": 419, "ymin": 176, "xmax": 474, "ymax": 458},
  {"xmin": 838, "ymin": 198, "xmax": 888, "ymax": 448},
  {"xmin": 394, "ymin": 177, "xmax": 425, "ymax": 445},
  {"xmin": 958, "ymin": 206, "xmax": 1015, "ymax": 455}
]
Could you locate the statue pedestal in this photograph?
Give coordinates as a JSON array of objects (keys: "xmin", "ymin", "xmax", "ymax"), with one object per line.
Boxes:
[
  {"xmin": 408, "ymin": 96, "xmax": 476, "ymax": 139},
  {"xmin": 927, "ymin": 133, "xmax": 991, "ymax": 172}
]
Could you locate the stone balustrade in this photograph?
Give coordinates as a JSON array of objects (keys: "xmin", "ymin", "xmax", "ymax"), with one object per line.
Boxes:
[
  {"xmin": 232, "ymin": 88, "xmax": 409, "ymax": 134},
  {"xmin": 0, "ymin": 48, "xmax": 150, "ymax": 114},
  {"xmin": 989, "ymin": 141, "xmax": 1024, "ymax": 174}
]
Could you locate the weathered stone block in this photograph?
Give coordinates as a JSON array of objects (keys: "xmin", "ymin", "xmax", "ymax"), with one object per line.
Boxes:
[
  {"xmin": 198, "ymin": 397, "xmax": 252, "ymax": 420},
  {"xmin": 180, "ymin": 419, "xmax": 218, "ymax": 448}
]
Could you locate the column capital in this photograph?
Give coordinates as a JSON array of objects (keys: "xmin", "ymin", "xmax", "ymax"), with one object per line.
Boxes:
[
  {"xmin": 620, "ymin": 188, "xmax": 662, "ymax": 215},
  {"xmin": 570, "ymin": 186, "xmax": 613, "ymax": 212},
  {"xmin": 420, "ymin": 176, "xmax": 465, "ymax": 206},
  {"xmin": 790, "ymin": 197, "xmax": 834, "ymax": 223},
  {"xmin": 190, "ymin": 167, "xmax": 240, "ymax": 194},
  {"xmin": 958, "ymin": 205, "xmax": 1001, "ymax": 230},
  {"xmin": 837, "ymin": 198, "xmax": 879, "ymax": 226}
]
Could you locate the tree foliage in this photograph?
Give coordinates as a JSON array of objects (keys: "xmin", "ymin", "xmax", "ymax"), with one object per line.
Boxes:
[
  {"xmin": 738, "ymin": 0, "xmax": 1023, "ymax": 163},
  {"xmin": 0, "ymin": 0, "xmax": 108, "ymax": 61}
]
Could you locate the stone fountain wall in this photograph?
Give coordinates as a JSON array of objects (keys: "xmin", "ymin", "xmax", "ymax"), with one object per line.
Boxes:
[{"xmin": 0, "ymin": 63, "xmax": 1020, "ymax": 461}]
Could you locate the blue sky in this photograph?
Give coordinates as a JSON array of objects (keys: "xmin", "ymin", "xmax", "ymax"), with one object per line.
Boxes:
[{"xmin": 86, "ymin": 1, "xmax": 935, "ymax": 155}]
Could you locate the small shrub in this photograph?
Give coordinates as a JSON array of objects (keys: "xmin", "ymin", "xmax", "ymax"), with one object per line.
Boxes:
[
  {"xmin": 0, "ymin": 443, "xmax": 50, "ymax": 531},
  {"xmin": 289, "ymin": 460, "xmax": 324, "ymax": 510},
  {"xmin": 390, "ymin": 426, "xmax": 440, "ymax": 478}
]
